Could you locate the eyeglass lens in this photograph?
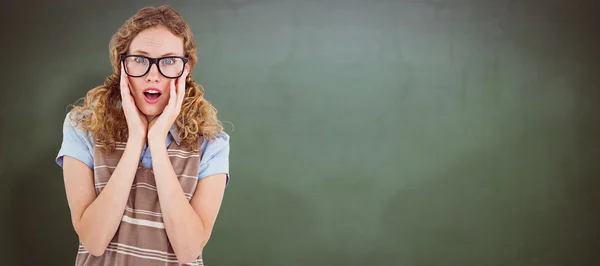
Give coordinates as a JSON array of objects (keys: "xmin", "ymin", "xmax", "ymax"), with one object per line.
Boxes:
[{"xmin": 123, "ymin": 56, "xmax": 185, "ymax": 78}]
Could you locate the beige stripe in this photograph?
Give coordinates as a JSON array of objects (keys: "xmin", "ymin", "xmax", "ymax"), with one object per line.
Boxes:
[
  {"xmin": 123, "ymin": 207, "xmax": 164, "ymax": 223},
  {"xmin": 122, "ymin": 215, "xmax": 165, "ymax": 229},
  {"xmin": 128, "ymin": 182, "xmax": 193, "ymax": 198},
  {"xmin": 132, "ymin": 182, "xmax": 158, "ymax": 190},
  {"xmin": 94, "ymin": 165, "xmax": 116, "ymax": 169},
  {"xmin": 108, "ymin": 242, "xmax": 178, "ymax": 257},
  {"xmin": 167, "ymin": 149, "xmax": 196, "ymax": 154},
  {"xmin": 125, "ymin": 206, "xmax": 162, "ymax": 217},
  {"xmin": 101, "ymin": 247, "xmax": 180, "ymax": 263},
  {"xmin": 169, "ymin": 153, "xmax": 200, "ymax": 159},
  {"xmin": 111, "ymin": 221, "xmax": 170, "ymax": 251},
  {"xmin": 179, "ymin": 174, "xmax": 198, "ymax": 179}
]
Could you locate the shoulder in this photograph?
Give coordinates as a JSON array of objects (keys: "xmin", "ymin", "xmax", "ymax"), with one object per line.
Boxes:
[
  {"xmin": 63, "ymin": 110, "xmax": 94, "ymax": 141},
  {"xmin": 200, "ymin": 131, "xmax": 230, "ymax": 159},
  {"xmin": 55, "ymin": 110, "xmax": 95, "ymax": 168},
  {"xmin": 197, "ymin": 131, "xmax": 231, "ymax": 181},
  {"xmin": 63, "ymin": 111, "xmax": 91, "ymax": 140}
]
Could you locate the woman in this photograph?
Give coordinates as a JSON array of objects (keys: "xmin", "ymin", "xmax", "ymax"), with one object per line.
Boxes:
[{"xmin": 55, "ymin": 5, "xmax": 230, "ymax": 266}]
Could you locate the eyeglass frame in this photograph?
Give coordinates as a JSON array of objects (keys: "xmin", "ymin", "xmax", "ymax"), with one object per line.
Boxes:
[{"xmin": 120, "ymin": 54, "xmax": 189, "ymax": 79}]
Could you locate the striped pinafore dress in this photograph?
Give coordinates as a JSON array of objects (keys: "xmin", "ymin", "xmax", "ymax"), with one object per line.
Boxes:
[{"xmin": 75, "ymin": 139, "xmax": 204, "ymax": 266}]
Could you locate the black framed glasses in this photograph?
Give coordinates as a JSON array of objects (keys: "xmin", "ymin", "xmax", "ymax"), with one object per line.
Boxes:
[{"xmin": 120, "ymin": 55, "xmax": 189, "ymax": 79}]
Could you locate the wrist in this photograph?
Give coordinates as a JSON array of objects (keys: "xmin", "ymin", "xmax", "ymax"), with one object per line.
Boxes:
[
  {"xmin": 147, "ymin": 135, "xmax": 166, "ymax": 149},
  {"xmin": 126, "ymin": 136, "xmax": 146, "ymax": 149}
]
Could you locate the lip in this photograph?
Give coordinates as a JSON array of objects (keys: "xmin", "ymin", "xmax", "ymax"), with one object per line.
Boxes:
[{"xmin": 142, "ymin": 87, "xmax": 162, "ymax": 104}]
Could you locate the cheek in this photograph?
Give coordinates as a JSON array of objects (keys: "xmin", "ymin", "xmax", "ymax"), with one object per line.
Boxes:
[
  {"xmin": 127, "ymin": 78, "xmax": 143, "ymax": 94},
  {"xmin": 160, "ymin": 80, "xmax": 174, "ymax": 96}
]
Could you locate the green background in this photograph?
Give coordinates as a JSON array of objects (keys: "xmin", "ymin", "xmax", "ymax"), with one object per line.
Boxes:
[{"xmin": 1, "ymin": 0, "xmax": 599, "ymax": 265}]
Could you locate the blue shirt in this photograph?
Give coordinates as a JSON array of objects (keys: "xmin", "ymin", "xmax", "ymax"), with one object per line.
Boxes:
[{"xmin": 55, "ymin": 112, "xmax": 230, "ymax": 185}]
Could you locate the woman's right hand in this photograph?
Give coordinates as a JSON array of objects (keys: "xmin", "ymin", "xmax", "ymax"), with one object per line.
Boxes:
[{"xmin": 120, "ymin": 63, "xmax": 148, "ymax": 143}]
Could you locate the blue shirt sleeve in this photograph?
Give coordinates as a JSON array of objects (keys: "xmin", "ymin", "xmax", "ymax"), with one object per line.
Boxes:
[
  {"xmin": 198, "ymin": 131, "xmax": 231, "ymax": 186},
  {"xmin": 56, "ymin": 111, "xmax": 94, "ymax": 169}
]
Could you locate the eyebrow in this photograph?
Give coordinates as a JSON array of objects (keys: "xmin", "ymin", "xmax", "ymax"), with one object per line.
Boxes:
[{"xmin": 131, "ymin": 50, "xmax": 181, "ymax": 57}]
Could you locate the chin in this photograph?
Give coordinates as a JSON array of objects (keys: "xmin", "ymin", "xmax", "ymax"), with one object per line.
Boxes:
[
  {"xmin": 138, "ymin": 104, "xmax": 164, "ymax": 116},
  {"xmin": 142, "ymin": 108, "xmax": 163, "ymax": 117}
]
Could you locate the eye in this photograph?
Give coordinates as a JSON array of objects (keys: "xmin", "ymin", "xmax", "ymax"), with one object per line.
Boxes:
[
  {"xmin": 163, "ymin": 58, "xmax": 174, "ymax": 65},
  {"xmin": 134, "ymin": 57, "xmax": 147, "ymax": 64}
]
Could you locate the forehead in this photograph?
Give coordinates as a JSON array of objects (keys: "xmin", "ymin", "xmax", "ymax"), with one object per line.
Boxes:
[{"xmin": 128, "ymin": 26, "xmax": 184, "ymax": 56}]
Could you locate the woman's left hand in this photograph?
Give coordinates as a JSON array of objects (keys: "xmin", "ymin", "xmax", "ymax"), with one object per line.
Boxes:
[{"xmin": 148, "ymin": 68, "xmax": 189, "ymax": 143}]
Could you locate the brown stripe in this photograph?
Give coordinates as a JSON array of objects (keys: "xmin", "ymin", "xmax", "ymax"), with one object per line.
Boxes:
[
  {"xmin": 128, "ymin": 182, "xmax": 161, "ymax": 215},
  {"xmin": 95, "ymin": 162, "xmax": 198, "ymax": 197},
  {"xmin": 169, "ymin": 155, "xmax": 202, "ymax": 178},
  {"xmin": 134, "ymin": 168, "xmax": 157, "ymax": 186},
  {"xmin": 79, "ymin": 243, "xmax": 179, "ymax": 260},
  {"xmin": 124, "ymin": 205, "xmax": 164, "ymax": 223},
  {"xmin": 111, "ymin": 220, "xmax": 171, "ymax": 253},
  {"xmin": 76, "ymin": 246, "xmax": 203, "ymax": 265},
  {"xmin": 177, "ymin": 176, "xmax": 199, "ymax": 195},
  {"xmin": 93, "ymin": 146, "xmax": 124, "ymax": 165}
]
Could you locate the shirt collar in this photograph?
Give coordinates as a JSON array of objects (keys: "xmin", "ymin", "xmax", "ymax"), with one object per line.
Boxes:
[{"xmin": 169, "ymin": 124, "xmax": 181, "ymax": 145}]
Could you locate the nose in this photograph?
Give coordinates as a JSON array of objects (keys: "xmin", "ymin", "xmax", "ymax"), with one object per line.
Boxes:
[{"xmin": 145, "ymin": 63, "xmax": 161, "ymax": 83}]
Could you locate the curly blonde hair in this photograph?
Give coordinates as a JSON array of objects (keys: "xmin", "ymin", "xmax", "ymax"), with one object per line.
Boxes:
[{"xmin": 68, "ymin": 5, "xmax": 223, "ymax": 153}]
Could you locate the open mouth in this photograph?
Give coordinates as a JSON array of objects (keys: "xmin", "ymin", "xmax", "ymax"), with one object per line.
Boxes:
[{"xmin": 143, "ymin": 89, "xmax": 162, "ymax": 103}]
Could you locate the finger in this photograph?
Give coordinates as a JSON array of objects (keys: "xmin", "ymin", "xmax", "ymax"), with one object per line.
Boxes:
[
  {"xmin": 119, "ymin": 62, "xmax": 137, "ymax": 113},
  {"xmin": 175, "ymin": 69, "xmax": 188, "ymax": 110},
  {"xmin": 120, "ymin": 62, "xmax": 129, "ymax": 97},
  {"xmin": 120, "ymin": 62, "xmax": 126, "ymax": 87},
  {"xmin": 178, "ymin": 68, "xmax": 188, "ymax": 89},
  {"xmin": 168, "ymin": 78, "xmax": 177, "ymax": 109}
]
